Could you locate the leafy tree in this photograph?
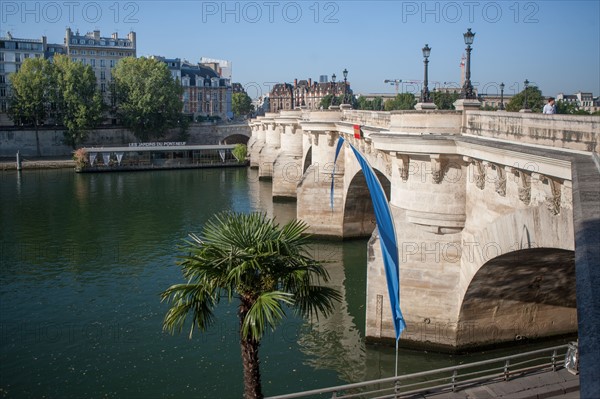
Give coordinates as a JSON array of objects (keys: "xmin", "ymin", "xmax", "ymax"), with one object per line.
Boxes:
[
  {"xmin": 52, "ymin": 55, "xmax": 104, "ymax": 148},
  {"xmin": 506, "ymin": 86, "xmax": 544, "ymax": 113},
  {"xmin": 384, "ymin": 93, "xmax": 416, "ymax": 111},
  {"xmin": 555, "ymin": 100, "xmax": 591, "ymax": 115},
  {"xmin": 161, "ymin": 212, "xmax": 341, "ymax": 399},
  {"xmin": 432, "ymin": 91, "xmax": 460, "ymax": 110},
  {"xmin": 372, "ymin": 96, "xmax": 384, "ymax": 111},
  {"xmin": 112, "ymin": 57, "xmax": 183, "ymax": 141},
  {"xmin": 8, "ymin": 57, "xmax": 55, "ymax": 156},
  {"xmin": 232, "ymin": 92, "xmax": 254, "ymax": 117},
  {"xmin": 319, "ymin": 94, "xmax": 343, "ymax": 109},
  {"xmin": 356, "ymin": 95, "xmax": 372, "ymax": 110},
  {"xmin": 232, "ymin": 143, "xmax": 247, "ymax": 162}
]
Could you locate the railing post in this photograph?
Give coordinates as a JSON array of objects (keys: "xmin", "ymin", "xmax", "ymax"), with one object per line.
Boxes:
[
  {"xmin": 331, "ymin": 392, "xmax": 337, "ymax": 398},
  {"xmin": 452, "ymin": 370, "xmax": 458, "ymax": 392},
  {"xmin": 504, "ymin": 360, "xmax": 510, "ymax": 381},
  {"xmin": 551, "ymin": 349, "xmax": 557, "ymax": 371},
  {"xmin": 394, "ymin": 380, "xmax": 401, "ymax": 398}
]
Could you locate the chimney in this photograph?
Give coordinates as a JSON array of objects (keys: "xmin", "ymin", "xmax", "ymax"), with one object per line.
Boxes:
[
  {"xmin": 294, "ymin": 78, "xmax": 297, "ymax": 88},
  {"xmin": 308, "ymin": 78, "xmax": 312, "ymax": 86},
  {"xmin": 112, "ymin": 32, "xmax": 118, "ymax": 39},
  {"xmin": 93, "ymin": 30, "xmax": 100, "ymax": 40}
]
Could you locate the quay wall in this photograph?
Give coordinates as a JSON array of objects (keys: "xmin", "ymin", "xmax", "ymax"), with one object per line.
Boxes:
[{"xmin": 0, "ymin": 123, "xmax": 251, "ymax": 158}]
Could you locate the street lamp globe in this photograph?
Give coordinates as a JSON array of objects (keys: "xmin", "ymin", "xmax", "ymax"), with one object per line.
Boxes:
[
  {"xmin": 463, "ymin": 28, "xmax": 475, "ymax": 45},
  {"xmin": 342, "ymin": 68, "xmax": 348, "ymax": 80},
  {"xmin": 422, "ymin": 44, "xmax": 431, "ymax": 59}
]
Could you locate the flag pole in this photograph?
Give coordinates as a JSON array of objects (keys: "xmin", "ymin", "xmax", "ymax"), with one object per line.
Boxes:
[{"xmin": 395, "ymin": 338, "xmax": 399, "ymax": 377}]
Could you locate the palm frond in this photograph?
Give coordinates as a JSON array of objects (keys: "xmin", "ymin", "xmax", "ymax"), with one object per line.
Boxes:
[
  {"xmin": 241, "ymin": 291, "xmax": 294, "ymax": 340},
  {"xmin": 161, "ymin": 283, "xmax": 217, "ymax": 339},
  {"xmin": 293, "ymin": 285, "xmax": 342, "ymax": 320}
]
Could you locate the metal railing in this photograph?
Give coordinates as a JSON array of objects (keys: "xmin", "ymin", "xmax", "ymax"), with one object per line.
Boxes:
[{"xmin": 267, "ymin": 344, "xmax": 569, "ymax": 399}]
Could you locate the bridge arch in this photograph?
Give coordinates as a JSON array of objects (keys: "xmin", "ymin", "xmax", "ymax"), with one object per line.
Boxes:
[
  {"xmin": 342, "ymin": 168, "xmax": 391, "ymax": 238},
  {"xmin": 220, "ymin": 133, "xmax": 250, "ymax": 145},
  {"xmin": 456, "ymin": 204, "xmax": 576, "ymax": 348},
  {"xmin": 457, "ymin": 247, "xmax": 576, "ymax": 347}
]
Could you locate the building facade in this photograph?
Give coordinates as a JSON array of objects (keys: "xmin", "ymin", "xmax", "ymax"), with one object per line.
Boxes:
[
  {"xmin": 0, "ymin": 32, "xmax": 47, "ymax": 123},
  {"xmin": 269, "ymin": 78, "xmax": 352, "ymax": 112},
  {"xmin": 63, "ymin": 28, "xmax": 136, "ymax": 103},
  {"xmin": 154, "ymin": 57, "xmax": 233, "ymax": 120},
  {"xmin": 556, "ymin": 92, "xmax": 599, "ymax": 113}
]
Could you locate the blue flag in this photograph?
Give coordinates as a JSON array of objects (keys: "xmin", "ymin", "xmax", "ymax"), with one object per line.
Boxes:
[{"xmin": 331, "ymin": 137, "xmax": 406, "ymax": 340}]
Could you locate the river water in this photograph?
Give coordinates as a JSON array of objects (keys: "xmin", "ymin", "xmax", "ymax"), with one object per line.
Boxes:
[{"xmin": 0, "ymin": 168, "xmax": 571, "ymax": 398}]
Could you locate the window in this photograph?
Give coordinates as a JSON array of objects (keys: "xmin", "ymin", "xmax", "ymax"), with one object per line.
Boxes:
[
  {"xmin": 90, "ymin": 50, "xmax": 95, "ymax": 55},
  {"xmin": 100, "ymin": 40, "xmax": 106, "ymax": 46},
  {"xmin": 24, "ymin": 53, "xmax": 30, "ymax": 59},
  {"xmin": 72, "ymin": 50, "xmax": 77, "ymax": 55},
  {"xmin": 0, "ymin": 52, "xmax": 3, "ymax": 61},
  {"xmin": 15, "ymin": 54, "xmax": 20, "ymax": 62},
  {"xmin": 79, "ymin": 39, "xmax": 85, "ymax": 44},
  {"xmin": 35, "ymin": 54, "xmax": 41, "ymax": 58},
  {"xmin": 101, "ymin": 83, "xmax": 106, "ymax": 92},
  {"xmin": 81, "ymin": 58, "xmax": 86, "ymax": 65},
  {"xmin": 0, "ymin": 76, "xmax": 5, "ymax": 84},
  {"xmin": 100, "ymin": 51, "xmax": 106, "ymax": 56},
  {"xmin": 100, "ymin": 59, "xmax": 106, "ymax": 67},
  {"xmin": 118, "ymin": 41, "xmax": 123, "ymax": 46},
  {"xmin": 0, "ymin": 88, "xmax": 5, "ymax": 97},
  {"xmin": 71, "ymin": 39, "xmax": 77, "ymax": 44},
  {"xmin": 100, "ymin": 70, "xmax": 106, "ymax": 80},
  {"xmin": 109, "ymin": 60, "xmax": 115, "ymax": 68},
  {"xmin": 88, "ymin": 40, "xmax": 94, "ymax": 45},
  {"xmin": 91, "ymin": 59, "xmax": 96, "ymax": 67},
  {"xmin": 109, "ymin": 41, "xmax": 115, "ymax": 46},
  {"xmin": 81, "ymin": 50, "xmax": 86, "ymax": 55}
]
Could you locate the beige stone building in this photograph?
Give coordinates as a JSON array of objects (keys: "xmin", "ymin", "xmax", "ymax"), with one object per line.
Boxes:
[
  {"xmin": 62, "ymin": 28, "xmax": 136, "ymax": 106},
  {"xmin": 269, "ymin": 78, "xmax": 352, "ymax": 112}
]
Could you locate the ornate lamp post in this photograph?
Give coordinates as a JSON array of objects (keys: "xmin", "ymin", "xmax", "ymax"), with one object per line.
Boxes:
[
  {"xmin": 342, "ymin": 68, "xmax": 348, "ymax": 104},
  {"xmin": 461, "ymin": 28, "xmax": 476, "ymax": 99},
  {"xmin": 499, "ymin": 82, "xmax": 505, "ymax": 110},
  {"xmin": 331, "ymin": 73, "xmax": 337, "ymax": 106},
  {"xmin": 523, "ymin": 79, "xmax": 529, "ymax": 110},
  {"xmin": 421, "ymin": 44, "xmax": 431, "ymax": 102}
]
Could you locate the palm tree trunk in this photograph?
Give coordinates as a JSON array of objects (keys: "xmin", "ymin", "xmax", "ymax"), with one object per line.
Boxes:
[{"xmin": 239, "ymin": 297, "xmax": 263, "ymax": 399}]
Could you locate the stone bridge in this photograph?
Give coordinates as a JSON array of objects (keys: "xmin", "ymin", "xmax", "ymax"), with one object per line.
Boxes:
[{"xmin": 248, "ymin": 106, "xmax": 599, "ymax": 393}]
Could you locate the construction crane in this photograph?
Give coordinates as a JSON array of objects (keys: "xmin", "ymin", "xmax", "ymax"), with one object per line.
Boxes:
[
  {"xmin": 384, "ymin": 79, "xmax": 402, "ymax": 95},
  {"xmin": 384, "ymin": 79, "xmax": 421, "ymax": 95}
]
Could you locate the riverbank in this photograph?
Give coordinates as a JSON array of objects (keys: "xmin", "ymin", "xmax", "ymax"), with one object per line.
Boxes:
[{"xmin": 0, "ymin": 156, "xmax": 75, "ymax": 171}]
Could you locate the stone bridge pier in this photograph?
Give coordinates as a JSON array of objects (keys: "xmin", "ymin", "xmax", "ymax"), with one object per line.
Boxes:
[{"xmin": 272, "ymin": 110, "xmax": 304, "ymax": 200}]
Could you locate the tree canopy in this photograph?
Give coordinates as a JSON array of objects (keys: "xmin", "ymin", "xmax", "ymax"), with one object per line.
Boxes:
[
  {"xmin": 356, "ymin": 96, "xmax": 384, "ymax": 111},
  {"xmin": 506, "ymin": 85, "xmax": 544, "ymax": 113},
  {"xmin": 432, "ymin": 91, "xmax": 460, "ymax": 110},
  {"xmin": 232, "ymin": 92, "xmax": 254, "ymax": 117},
  {"xmin": 384, "ymin": 93, "xmax": 417, "ymax": 111},
  {"xmin": 112, "ymin": 57, "xmax": 183, "ymax": 141},
  {"xmin": 8, "ymin": 58, "xmax": 54, "ymax": 155},
  {"xmin": 52, "ymin": 55, "xmax": 104, "ymax": 148}
]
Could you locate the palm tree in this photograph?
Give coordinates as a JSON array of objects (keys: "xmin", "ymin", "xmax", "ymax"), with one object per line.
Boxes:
[{"xmin": 161, "ymin": 212, "xmax": 341, "ymax": 399}]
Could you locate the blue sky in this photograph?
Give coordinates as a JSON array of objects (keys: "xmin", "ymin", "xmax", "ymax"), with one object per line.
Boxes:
[{"xmin": 2, "ymin": 1, "xmax": 599, "ymax": 99}]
